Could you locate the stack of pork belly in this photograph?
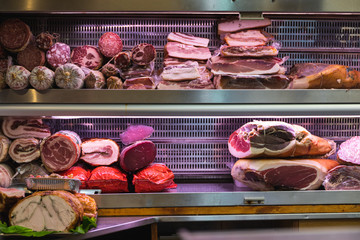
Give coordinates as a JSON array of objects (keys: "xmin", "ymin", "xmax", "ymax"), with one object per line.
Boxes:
[
  {"xmin": 157, "ymin": 32, "xmax": 215, "ymax": 89},
  {"xmin": 210, "ymin": 17, "xmax": 290, "ymax": 89}
]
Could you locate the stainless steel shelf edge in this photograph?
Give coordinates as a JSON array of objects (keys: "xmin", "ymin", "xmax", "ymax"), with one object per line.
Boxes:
[{"xmin": 91, "ymin": 190, "xmax": 360, "ymax": 208}]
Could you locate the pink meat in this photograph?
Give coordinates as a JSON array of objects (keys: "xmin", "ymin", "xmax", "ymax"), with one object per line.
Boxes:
[
  {"xmin": 120, "ymin": 140, "xmax": 156, "ymax": 172},
  {"xmin": 98, "ymin": 32, "xmax": 123, "ymax": 58},
  {"xmin": 71, "ymin": 45, "xmax": 103, "ymax": 70},
  {"xmin": 131, "ymin": 43, "xmax": 156, "ymax": 66},
  {"xmin": 46, "ymin": 42, "xmax": 71, "ymax": 69},
  {"xmin": 8, "ymin": 137, "xmax": 40, "ymax": 163},
  {"xmin": 80, "ymin": 138, "xmax": 120, "ymax": 166},
  {"xmin": 167, "ymin": 32, "xmax": 209, "ymax": 47},
  {"xmin": 337, "ymin": 136, "xmax": 360, "ymax": 165},
  {"xmin": 87, "ymin": 166, "xmax": 128, "ymax": 193},
  {"xmin": 120, "ymin": 125, "xmax": 154, "ymax": 145},
  {"xmin": 2, "ymin": 118, "xmax": 51, "ymax": 139},
  {"xmin": 40, "ymin": 130, "xmax": 81, "ymax": 172},
  {"xmin": 114, "ymin": 51, "xmax": 131, "ymax": 70},
  {"xmin": 165, "ymin": 42, "xmax": 211, "ymax": 61}
]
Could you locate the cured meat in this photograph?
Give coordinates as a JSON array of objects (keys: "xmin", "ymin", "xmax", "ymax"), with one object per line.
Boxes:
[
  {"xmin": 231, "ymin": 159, "xmax": 339, "ymax": 191},
  {"xmin": 0, "ymin": 163, "xmax": 13, "ymax": 188},
  {"xmin": 323, "ymin": 165, "xmax": 360, "ymax": 190},
  {"xmin": 210, "ymin": 56, "xmax": 284, "ymax": 75},
  {"xmin": 168, "ymin": 32, "xmax": 209, "ymax": 47},
  {"xmin": 81, "ymin": 138, "xmax": 120, "ymax": 166},
  {"xmin": 218, "ymin": 17, "xmax": 272, "ymax": 34},
  {"xmin": 163, "ymin": 57, "xmax": 207, "ymax": 67},
  {"xmin": 127, "ymin": 84, "xmax": 147, "ymax": 89},
  {"xmin": 220, "ymin": 45, "xmax": 278, "ymax": 58},
  {"xmin": 0, "ymin": 134, "xmax": 10, "ymax": 163},
  {"xmin": 17, "ymin": 45, "xmax": 45, "ymax": 71},
  {"xmin": 74, "ymin": 193, "xmax": 97, "ymax": 218},
  {"xmin": 55, "ymin": 63, "xmax": 85, "ymax": 89},
  {"xmin": 119, "ymin": 63, "xmax": 154, "ymax": 79},
  {"xmin": 337, "ymin": 136, "xmax": 360, "ymax": 165},
  {"xmin": 2, "ymin": 118, "xmax": 51, "ymax": 139},
  {"xmin": 120, "ymin": 140, "xmax": 156, "ymax": 172},
  {"xmin": 9, "ymin": 138, "xmax": 40, "ymax": 163},
  {"xmin": 12, "ymin": 162, "xmax": 48, "ymax": 184},
  {"xmin": 101, "ymin": 63, "xmax": 119, "ymax": 78},
  {"xmin": 29, "ymin": 66, "xmax": 55, "ymax": 90},
  {"xmin": 123, "ymin": 76, "xmax": 155, "ymax": 89},
  {"xmin": 35, "ymin": 32, "xmax": 57, "ymax": 51},
  {"xmin": 98, "ymin": 32, "xmax": 123, "ymax": 58},
  {"xmin": 5, "ymin": 65, "xmax": 30, "ymax": 90},
  {"xmin": 40, "ymin": 130, "xmax": 81, "ymax": 172},
  {"xmin": 87, "ymin": 166, "xmax": 128, "ymax": 193},
  {"xmin": 120, "ymin": 125, "xmax": 154, "ymax": 145},
  {"xmin": 228, "ymin": 121, "xmax": 333, "ymax": 158},
  {"xmin": 71, "ymin": 45, "xmax": 103, "ymax": 70},
  {"xmin": 165, "ymin": 42, "xmax": 211, "ymax": 61},
  {"xmin": 107, "ymin": 76, "xmax": 123, "ymax": 89},
  {"xmin": 84, "ymin": 71, "xmax": 106, "ymax": 89},
  {"xmin": 161, "ymin": 64, "xmax": 201, "ymax": 81},
  {"xmin": 224, "ymin": 30, "xmax": 273, "ymax": 47},
  {"xmin": 213, "ymin": 74, "xmax": 290, "ymax": 89},
  {"xmin": 133, "ymin": 164, "xmax": 176, "ymax": 193},
  {"xmin": 131, "ymin": 43, "xmax": 156, "ymax": 66},
  {"xmin": 46, "ymin": 42, "xmax": 71, "ymax": 69},
  {"xmin": 9, "ymin": 190, "xmax": 84, "ymax": 232},
  {"xmin": 0, "ymin": 187, "xmax": 25, "ymax": 213},
  {"xmin": 114, "ymin": 51, "xmax": 132, "ymax": 70},
  {"xmin": 288, "ymin": 63, "xmax": 360, "ymax": 89},
  {"xmin": 58, "ymin": 166, "xmax": 90, "ymax": 189},
  {"xmin": 0, "ymin": 18, "xmax": 32, "ymax": 52}
]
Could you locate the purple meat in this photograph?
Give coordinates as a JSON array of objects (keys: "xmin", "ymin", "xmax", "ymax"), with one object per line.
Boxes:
[
  {"xmin": 119, "ymin": 140, "xmax": 156, "ymax": 172},
  {"xmin": 119, "ymin": 125, "xmax": 154, "ymax": 145}
]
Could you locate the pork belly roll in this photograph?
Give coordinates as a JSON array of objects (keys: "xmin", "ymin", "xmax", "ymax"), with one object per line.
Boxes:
[
  {"xmin": 41, "ymin": 130, "xmax": 81, "ymax": 172},
  {"xmin": 9, "ymin": 138, "xmax": 40, "ymax": 163},
  {"xmin": 9, "ymin": 190, "xmax": 84, "ymax": 232},
  {"xmin": 2, "ymin": 117, "xmax": 51, "ymax": 139},
  {"xmin": 0, "ymin": 134, "xmax": 10, "ymax": 162},
  {"xmin": 80, "ymin": 138, "xmax": 120, "ymax": 166},
  {"xmin": 0, "ymin": 163, "xmax": 13, "ymax": 188}
]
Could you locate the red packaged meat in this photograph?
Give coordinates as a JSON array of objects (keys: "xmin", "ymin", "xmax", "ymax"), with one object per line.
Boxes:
[
  {"xmin": 0, "ymin": 18, "xmax": 32, "ymax": 52},
  {"xmin": 131, "ymin": 43, "xmax": 156, "ymax": 66},
  {"xmin": 120, "ymin": 125, "xmax": 154, "ymax": 145},
  {"xmin": 87, "ymin": 166, "xmax": 128, "ymax": 193},
  {"xmin": 133, "ymin": 164, "xmax": 176, "ymax": 193},
  {"xmin": 46, "ymin": 42, "xmax": 71, "ymax": 69},
  {"xmin": 120, "ymin": 140, "xmax": 156, "ymax": 172},
  {"xmin": 98, "ymin": 32, "xmax": 123, "ymax": 58},
  {"xmin": 80, "ymin": 138, "xmax": 120, "ymax": 166},
  {"xmin": 17, "ymin": 45, "xmax": 46, "ymax": 71},
  {"xmin": 58, "ymin": 166, "xmax": 91, "ymax": 189},
  {"xmin": 2, "ymin": 117, "xmax": 51, "ymax": 139},
  {"xmin": 35, "ymin": 32, "xmax": 57, "ymax": 51},
  {"xmin": 70, "ymin": 45, "xmax": 103, "ymax": 70},
  {"xmin": 40, "ymin": 130, "xmax": 82, "ymax": 172},
  {"xmin": 5, "ymin": 65, "xmax": 30, "ymax": 90}
]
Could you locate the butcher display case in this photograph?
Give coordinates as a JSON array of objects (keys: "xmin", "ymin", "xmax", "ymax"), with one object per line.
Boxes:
[{"xmin": 2, "ymin": 0, "xmax": 360, "ymax": 239}]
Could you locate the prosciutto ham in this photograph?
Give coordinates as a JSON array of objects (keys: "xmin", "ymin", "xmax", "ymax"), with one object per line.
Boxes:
[
  {"xmin": 220, "ymin": 45, "xmax": 279, "ymax": 58},
  {"xmin": 165, "ymin": 42, "xmax": 211, "ymax": 61},
  {"xmin": 9, "ymin": 137, "xmax": 40, "ymax": 163},
  {"xmin": 80, "ymin": 138, "xmax": 120, "ymax": 166},
  {"xmin": 323, "ymin": 165, "xmax": 360, "ymax": 190},
  {"xmin": 231, "ymin": 159, "xmax": 339, "ymax": 191},
  {"xmin": 167, "ymin": 32, "xmax": 209, "ymax": 47},
  {"xmin": 2, "ymin": 118, "xmax": 51, "ymax": 139},
  {"xmin": 213, "ymin": 74, "xmax": 290, "ymax": 89}
]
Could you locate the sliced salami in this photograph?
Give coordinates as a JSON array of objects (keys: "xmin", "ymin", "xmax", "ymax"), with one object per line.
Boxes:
[
  {"xmin": 70, "ymin": 45, "xmax": 103, "ymax": 70},
  {"xmin": 98, "ymin": 32, "xmax": 123, "ymax": 58},
  {"xmin": 9, "ymin": 137, "xmax": 40, "ymax": 163},
  {"xmin": 35, "ymin": 32, "xmax": 56, "ymax": 51},
  {"xmin": 5, "ymin": 65, "xmax": 30, "ymax": 90},
  {"xmin": 29, "ymin": 66, "xmax": 55, "ymax": 90},
  {"xmin": 101, "ymin": 63, "xmax": 118, "ymax": 78},
  {"xmin": 114, "ymin": 51, "xmax": 131, "ymax": 70},
  {"xmin": 131, "ymin": 43, "xmax": 156, "ymax": 66},
  {"xmin": 55, "ymin": 63, "xmax": 85, "ymax": 89},
  {"xmin": 120, "ymin": 140, "xmax": 156, "ymax": 172},
  {"xmin": 84, "ymin": 70, "xmax": 105, "ymax": 89},
  {"xmin": 17, "ymin": 45, "xmax": 46, "ymax": 71},
  {"xmin": 0, "ymin": 18, "xmax": 32, "ymax": 52},
  {"xmin": 106, "ymin": 76, "xmax": 123, "ymax": 89},
  {"xmin": 40, "ymin": 130, "xmax": 81, "ymax": 172},
  {"xmin": 2, "ymin": 118, "xmax": 51, "ymax": 139},
  {"xmin": 46, "ymin": 42, "xmax": 71, "ymax": 69}
]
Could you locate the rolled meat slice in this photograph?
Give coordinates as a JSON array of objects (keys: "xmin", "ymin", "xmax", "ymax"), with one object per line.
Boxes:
[
  {"xmin": 87, "ymin": 166, "xmax": 128, "ymax": 193},
  {"xmin": 120, "ymin": 140, "xmax": 156, "ymax": 172},
  {"xmin": 29, "ymin": 66, "xmax": 55, "ymax": 90},
  {"xmin": 131, "ymin": 43, "xmax": 156, "ymax": 66},
  {"xmin": 9, "ymin": 138, "xmax": 40, "ymax": 163},
  {"xmin": 2, "ymin": 118, "xmax": 51, "ymax": 139},
  {"xmin": 5, "ymin": 65, "xmax": 30, "ymax": 90},
  {"xmin": 71, "ymin": 45, "xmax": 103, "ymax": 70},
  {"xmin": 9, "ymin": 190, "xmax": 84, "ymax": 232},
  {"xmin": 80, "ymin": 138, "xmax": 120, "ymax": 166},
  {"xmin": 120, "ymin": 125, "xmax": 154, "ymax": 145},
  {"xmin": 0, "ymin": 163, "xmax": 13, "ymax": 188},
  {"xmin": 55, "ymin": 63, "xmax": 85, "ymax": 89},
  {"xmin": 98, "ymin": 32, "xmax": 123, "ymax": 58},
  {"xmin": 17, "ymin": 45, "xmax": 46, "ymax": 71},
  {"xmin": 0, "ymin": 134, "xmax": 10, "ymax": 162},
  {"xmin": 40, "ymin": 130, "xmax": 81, "ymax": 172},
  {"xmin": 0, "ymin": 18, "xmax": 32, "ymax": 52},
  {"xmin": 46, "ymin": 42, "xmax": 71, "ymax": 69}
]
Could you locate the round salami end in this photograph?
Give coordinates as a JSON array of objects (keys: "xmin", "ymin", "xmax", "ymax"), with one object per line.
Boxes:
[
  {"xmin": 17, "ymin": 45, "xmax": 46, "ymax": 71},
  {"xmin": 98, "ymin": 32, "xmax": 123, "ymax": 58},
  {"xmin": 131, "ymin": 43, "xmax": 156, "ymax": 66},
  {"xmin": 114, "ymin": 51, "xmax": 131, "ymax": 70},
  {"xmin": 5, "ymin": 65, "xmax": 30, "ymax": 90},
  {"xmin": 71, "ymin": 45, "xmax": 103, "ymax": 70},
  {"xmin": 46, "ymin": 42, "xmax": 71, "ymax": 69},
  {"xmin": 35, "ymin": 32, "xmax": 56, "ymax": 51},
  {"xmin": 0, "ymin": 18, "xmax": 32, "ymax": 52}
]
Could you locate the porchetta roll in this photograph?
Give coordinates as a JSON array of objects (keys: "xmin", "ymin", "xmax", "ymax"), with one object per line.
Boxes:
[
  {"xmin": 2, "ymin": 117, "xmax": 51, "ymax": 139},
  {"xmin": 80, "ymin": 138, "xmax": 120, "ymax": 166},
  {"xmin": 9, "ymin": 137, "xmax": 40, "ymax": 163},
  {"xmin": 0, "ymin": 134, "xmax": 10, "ymax": 162}
]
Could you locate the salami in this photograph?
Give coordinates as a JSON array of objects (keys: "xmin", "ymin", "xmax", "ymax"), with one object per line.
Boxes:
[
  {"xmin": 29, "ymin": 66, "xmax": 55, "ymax": 90},
  {"xmin": 46, "ymin": 42, "xmax": 71, "ymax": 69},
  {"xmin": 5, "ymin": 65, "xmax": 30, "ymax": 90},
  {"xmin": 0, "ymin": 18, "xmax": 32, "ymax": 52},
  {"xmin": 0, "ymin": 134, "xmax": 10, "ymax": 163},
  {"xmin": 337, "ymin": 136, "xmax": 360, "ymax": 165},
  {"xmin": 35, "ymin": 32, "xmax": 56, "ymax": 51},
  {"xmin": 2, "ymin": 118, "xmax": 51, "ymax": 139},
  {"xmin": 17, "ymin": 45, "xmax": 46, "ymax": 71},
  {"xmin": 101, "ymin": 63, "xmax": 118, "ymax": 78},
  {"xmin": 84, "ymin": 71, "xmax": 105, "ymax": 89},
  {"xmin": 55, "ymin": 63, "xmax": 85, "ymax": 89},
  {"xmin": 106, "ymin": 76, "xmax": 123, "ymax": 89},
  {"xmin": 9, "ymin": 137, "xmax": 40, "ymax": 163},
  {"xmin": 40, "ymin": 130, "xmax": 82, "ymax": 172},
  {"xmin": 98, "ymin": 32, "xmax": 123, "ymax": 58},
  {"xmin": 70, "ymin": 45, "xmax": 103, "ymax": 70},
  {"xmin": 114, "ymin": 51, "xmax": 131, "ymax": 70},
  {"xmin": 131, "ymin": 43, "xmax": 156, "ymax": 66}
]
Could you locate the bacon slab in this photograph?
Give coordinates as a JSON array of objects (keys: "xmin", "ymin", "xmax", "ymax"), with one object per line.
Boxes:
[
  {"xmin": 165, "ymin": 42, "xmax": 211, "ymax": 61},
  {"xmin": 220, "ymin": 45, "xmax": 278, "ymax": 58},
  {"xmin": 80, "ymin": 138, "xmax": 120, "ymax": 166},
  {"xmin": 9, "ymin": 137, "xmax": 40, "ymax": 163},
  {"xmin": 167, "ymin": 32, "xmax": 209, "ymax": 47},
  {"xmin": 214, "ymin": 74, "xmax": 290, "ymax": 89},
  {"xmin": 224, "ymin": 30, "xmax": 273, "ymax": 47},
  {"xmin": 2, "ymin": 118, "xmax": 51, "ymax": 139},
  {"xmin": 218, "ymin": 17, "xmax": 272, "ymax": 34},
  {"xmin": 161, "ymin": 64, "xmax": 201, "ymax": 81}
]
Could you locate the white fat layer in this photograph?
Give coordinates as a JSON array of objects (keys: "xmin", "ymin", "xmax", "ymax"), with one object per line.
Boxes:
[
  {"xmin": 291, "ymin": 76, "xmax": 311, "ymax": 89},
  {"xmin": 81, "ymin": 140, "xmax": 119, "ymax": 165},
  {"xmin": 211, "ymin": 64, "xmax": 280, "ymax": 76}
]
